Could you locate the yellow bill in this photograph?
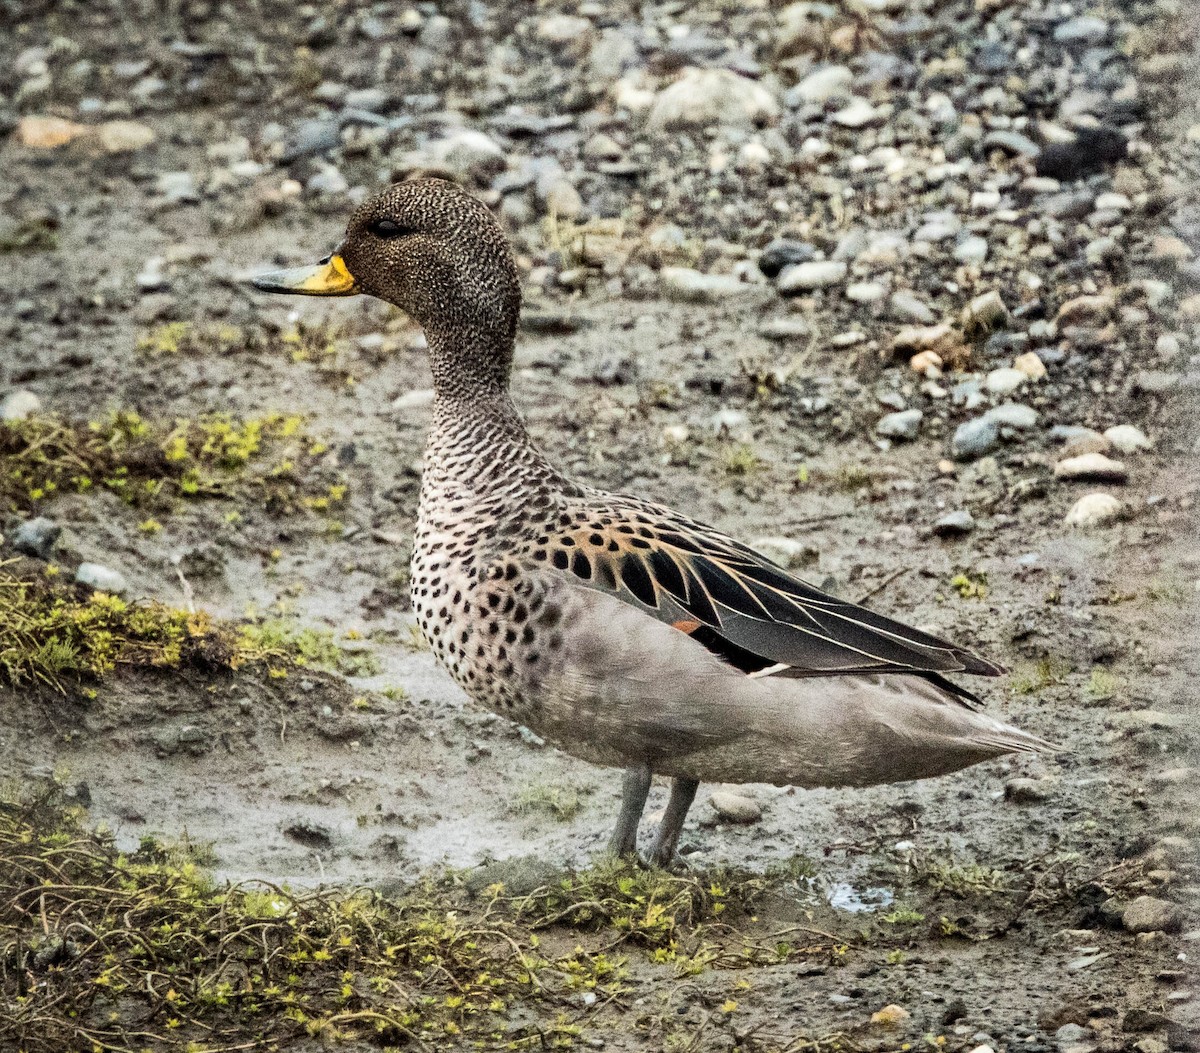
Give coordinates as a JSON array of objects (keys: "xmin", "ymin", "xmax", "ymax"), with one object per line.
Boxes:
[{"xmin": 249, "ymin": 253, "xmax": 360, "ymax": 296}]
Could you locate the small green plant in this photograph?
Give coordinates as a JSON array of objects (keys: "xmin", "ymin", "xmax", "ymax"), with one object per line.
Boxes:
[
  {"xmin": 834, "ymin": 463, "xmax": 872, "ymax": 491},
  {"xmin": 949, "ymin": 570, "xmax": 989, "ymax": 600},
  {"xmin": 0, "ymin": 216, "xmax": 59, "ymax": 253},
  {"xmin": 512, "ymin": 783, "xmax": 585, "ymax": 822},
  {"xmin": 881, "ymin": 907, "xmax": 925, "ymax": 925},
  {"xmin": 1010, "ymin": 656, "xmax": 1071, "ymax": 695},
  {"xmin": 238, "ymin": 618, "xmax": 382, "ymax": 677},
  {"xmin": 719, "ymin": 442, "xmax": 762, "ymax": 477},
  {"xmin": 1085, "ymin": 668, "xmax": 1118, "ymax": 703}
]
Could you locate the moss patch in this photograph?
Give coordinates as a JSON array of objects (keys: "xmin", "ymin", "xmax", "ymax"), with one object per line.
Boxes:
[{"xmin": 0, "ymin": 410, "xmax": 343, "ymax": 515}]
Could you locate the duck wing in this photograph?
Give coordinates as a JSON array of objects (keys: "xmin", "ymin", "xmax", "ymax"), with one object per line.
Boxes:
[{"xmin": 532, "ymin": 493, "xmax": 1001, "ymax": 696}]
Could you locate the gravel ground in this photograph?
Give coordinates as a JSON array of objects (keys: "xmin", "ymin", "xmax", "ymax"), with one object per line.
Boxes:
[{"xmin": 1, "ymin": 0, "xmax": 1198, "ymax": 1049}]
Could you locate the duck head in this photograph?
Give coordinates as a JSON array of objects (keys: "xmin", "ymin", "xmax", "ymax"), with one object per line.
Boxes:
[{"xmin": 250, "ymin": 179, "xmax": 522, "ymax": 392}]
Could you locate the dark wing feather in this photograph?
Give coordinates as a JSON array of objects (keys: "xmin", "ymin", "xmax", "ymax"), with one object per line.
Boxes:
[{"xmin": 543, "ymin": 496, "xmax": 1002, "ymax": 683}]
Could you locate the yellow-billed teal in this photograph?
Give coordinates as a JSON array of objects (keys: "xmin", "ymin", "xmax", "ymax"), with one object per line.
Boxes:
[{"xmin": 251, "ymin": 179, "xmax": 1051, "ymax": 867}]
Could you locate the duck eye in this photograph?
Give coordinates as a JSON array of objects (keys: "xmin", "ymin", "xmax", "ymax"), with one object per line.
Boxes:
[{"xmin": 368, "ymin": 218, "xmax": 411, "ymax": 239}]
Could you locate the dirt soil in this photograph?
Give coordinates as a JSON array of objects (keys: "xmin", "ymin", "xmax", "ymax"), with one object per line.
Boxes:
[{"xmin": 1, "ymin": 1, "xmax": 1198, "ymax": 1051}]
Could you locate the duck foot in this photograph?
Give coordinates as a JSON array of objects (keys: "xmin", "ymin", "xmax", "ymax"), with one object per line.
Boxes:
[
  {"xmin": 606, "ymin": 763, "xmax": 651, "ymax": 859},
  {"xmin": 645, "ymin": 776, "xmax": 699, "ymax": 870}
]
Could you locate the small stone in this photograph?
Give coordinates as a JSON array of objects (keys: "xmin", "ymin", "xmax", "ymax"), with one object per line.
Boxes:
[
  {"xmin": 1055, "ymin": 453, "xmax": 1128, "ymax": 483},
  {"xmin": 952, "ymin": 416, "xmax": 1000, "ymax": 460},
  {"xmin": 155, "ymin": 170, "xmax": 199, "ymax": 203},
  {"xmin": 709, "ymin": 790, "xmax": 761, "ymax": 824},
  {"xmin": 750, "ymin": 537, "xmax": 819, "ymax": 569},
  {"xmin": 982, "ymin": 129, "xmax": 1041, "ymax": 157},
  {"xmin": 1103, "ymin": 425, "xmax": 1151, "ymax": 455},
  {"xmin": 846, "ymin": 281, "xmax": 886, "ymax": 304},
  {"xmin": 1005, "ymin": 777, "xmax": 1051, "ymax": 804},
  {"xmin": 1123, "ymin": 896, "xmax": 1184, "ymax": 934},
  {"xmin": 876, "ymin": 409, "xmax": 923, "ymax": 441},
  {"xmin": 392, "ymin": 389, "xmax": 435, "ymax": 410},
  {"xmin": 984, "ymin": 367, "xmax": 1028, "ymax": 396},
  {"xmin": 830, "ymin": 98, "xmax": 879, "ymax": 128},
  {"xmin": 75, "ymin": 563, "xmax": 129, "ymax": 595},
  {"xmin": 954, "ymin": 235, "xmax": 989, "ymax": 266},
  {"xmin": 96, "ymin": 119, "xmax": 156, "ymax": 153},
  {"xmin": 890, "ymin": 290, "xmax": 937, "ymax": 324},
  {"xmin": 962, "ymin": 290, "xmax": 1009, "ymax": 335},
  {"xmin": 910, "ymin": 350, "xmax": 944, "ymax": 376},
  {"xmin": 1036, "ymin": 127, "xmax": 1127, "ymax": 181},
  {"xmin": 1013, "ymin": 351, "xmax": 1047, "ymax": 380},
  {"xmin": 660, "ymin": 267, "xmax": 749, "ymax": 302},
  {"xmin": 647, "ymin": 68, "xmax": 778, "ymax": 131},
  {"xmin": 893, "ymin": 323, "xmax": 958, "ymax": 354},
  {"xmin": 412, "ymin": 130, "xmax": 506, "ymax": 182},
  {"xmin": 1057, "ymin": 294, "xmax": 1115, "ymax": 325},
  {"xmin": 1054, "ymin": 16, "xmax": 1109, "ymax": 44},
  {"xmin": 757, "ymin": 239, "xmax": 816, "ymax": 277},
  {"xmin": 306, "ymin": 164, "xmax": 349, "ymax": 195},
  {"xmin": 985, "ymin": 403, "xmax": 1039, "ymax": 430},
  {"xmin": 16, "ymin": 114, "xmax": 88, "ymax": 148},
  {"xmin": 778, "ymin": 260, "xmax": 846, "ymax": 292},
  {"xmin": 136, "ymin": 257, "xmax": 169, "ymax": 292},
  {"xmin": 790, "ymin": 65, "xmax": 853, "ymax": 104},
  {"xmin": 933, "ymin": 510, "xmax": 975, "ymax": 537},
  {"xmin": 1064, "ymin": 493, "xmax": 1123, "ymax": 528},
  {"xmin": 0, "ymin": 389, "xmax": 42, "ymax": 421},
  {"xmin": 870, "ymin": 1004, "xmax": 911, "ymax": 1029},
  {"xmin": 12, "ymin": 517, "xmax": 61, "ymax": 559}
]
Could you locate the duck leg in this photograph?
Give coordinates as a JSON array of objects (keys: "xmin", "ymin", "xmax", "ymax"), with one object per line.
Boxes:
[
  {"xmin": 647, "ymin": 776, "xmax": 700, "ymax": 869},
  {"xmin": 607, "ymin": 764, "xmax": 652, "ymax": 858}
]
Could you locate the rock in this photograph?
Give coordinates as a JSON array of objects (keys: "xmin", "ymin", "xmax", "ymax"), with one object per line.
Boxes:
[
  {"xmin": 933, "ymin": 510, "xmax": 975, "ymax": 536},
  {"xmin": 0, "ymin": 389, "xmax": 42, "ymax": 420},
  {"xmin": 75, "ymin": 562, "xmax": 129, "ymax": 595},
  {"xmin": 1103, "ymin": 425, "xmax": 1151, "ymax": 455},
  {"xmin": 830, "ymin": 98, "xmax": 879, "ymax": 128},
  {"xmin": 910, "ymin": 350, "xmax": 943, "ymax": 376},
  {"xmin": 410, "ymin": 130, "xmax": 506, "ymax": 181},
  {"xmin": 789, "ymin": 65, "xmax": 853, "ymax": 104},
  {"xmin": 708, "ymin": 790, "xmax": 761, "ymax": 824},
  {"xmin": 1064, "ymin": 493, "xmax": 1123, "ymax": 528},
  {"xmin": 758, "ymin": 317, "xmax": 812, "ymax": 340},
  {"xmin": 952, "ymin": 416, "xmax": 1001, "ymax": 460},
  {"xmin": 647, "ymin": 68, "xmax": 778, "ymax": 131},
  {"xmin": 1056, "ymin": 1023, "xmax": 1096, "ymax": 1052},
  {"xmin": 750, "ymin": 536, "xmax": 819, "ymax": 569},
  {"xmin": 16, "ymin": 114, "xmax": 88, "ymax": 148},
  {"xmin": 955, "ymin": 235, "xmax": 989, "ymax": 266},
  {"xmin": 846, "ymin": 281, "xmax": 886, "ymax": 304},
  {"xmin": 136, "ymin": 257, "xmax": 169, "ymax": 292},
  {"xmin": 660, "ymin": 267, "xmax": 749, "ymax": 302},
  {"xmin": 1013, "ymin": 351, "xmax": 1047, "ymax": 380},
  {"xmin": 155, "ymin": 170, "xmax": 199, "ymax": 203},
  {"xmin": 892, "ymin": 323, "xmax": 959, "ymax": 355},
  {"xmin": 1053, "ymin": 16, "xmax": 1109, "ymax": 44},
  {"xmin": 982, "ymin": 129, "xmax": 1041, "ymax": 157},
  {"xmin": 306, "ymin": 164, "xmax": 349, "ymax": 195},
  {"xmin": 962, "ymin": 290, "xmax": 1009, "ymax": 335},
  {"xmin": 392, "ymin": 388, "xmax": 435, "ymax": 410},
  {"xmin": 1036, "ymin": 127, "xmax": 1127, "ymax": 181},
  {"xmin": 1123, "ymin": 896, "xmax": 1183, "ymax": 934},
  {"xmin": 12, "ymin": 517, "xmax": 60, "ymax": 559},
  {"xmin": 890, "ymin": 290, "xmax": 937, "ymax": 324},
  {"xmin": 876, "ymin": 409, "xmax": 923, "ymax": 441},
  {"xmin": 1055, "ymin": 453, "xmax": 1128, "ymax": 483},
  {"xmin": 984, "ymin": 367, "xmax": 1028, "ymax": 396},
  {"xmin": 985, "ymin": 403, "xmax": 1039, "ymax": 430},
  {"xmin": 1005, "ymin": 777, "xmax": 1051, "ymax": 804},
  {"xmin": 96, "ymin": 120, "xmax": 156, "ymax": 153},
  {"xmin": 1057, "ymin": 294, "xmax": 1115, "ymax": 325},
  {"xmin": 778, "ymin": 260, "xmax": 846, "ymax": 292},
  {"xmin": 757, "ymin": 239, "xmax": 815, "ymax": 277}
]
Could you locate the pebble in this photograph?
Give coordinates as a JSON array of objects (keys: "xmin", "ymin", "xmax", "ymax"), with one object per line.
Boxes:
[
  {"xmin": 962, "ymin": 290, "xmax": 1009, "ymax": 335},
  {"xmin": 12, "ymin": 517, "xmax": 60, "ymax": 559},
  {"xmin": 757, "ymin": 239, "xmax": 815, "ymax": 277},
  {"xmin": 1053, "ymin": 16, "xmax": 1109, "ymax": 45},
  {"xmin": 985, "ymin": 403, "xmax": 1038, "ymax": 430},
  {"xmin": 0, "ymin": 389, "xmax": 42, "ymax": 421},
  {"xmin": 95, "ymin": 119, "xmax": 156, "ymax": 153},
  {"xmin": 831, "ymin": 98, "xmax": 879, "ymax": 128},
  {"xmin": 418, "ymin": 130, "xmax": 506, "ymax": 181},
  {"xmin": 155, "ymin": 171, "xmax": 199, "ymax": 204},
  {"xmin": 750, "ymin": 537, "xmax": 819, "ymax": 569},
  {"xmin": 952, "ymin": 416, "xmax": 1000, "ymax": 460},
  {"xmin": 708, "ymin": 790, "xmax": 761, "ymax": 824},
  {"xmin": 1103, "ymin": 425, "xmax": 1151, "ymax": 455},
  {"xmin": 647, "ymin": 68, "xmax": 777, "ymax": 130},
  {"xmin": 1036, "ymin": 127, "xmax": 1126, "ymax": 181},
  {"xmin": 306, "ymin": 164, "xmax": 349, "ymax": 195},
  {"xmin": 1005, "ymin": 777, "xmax": 1051, "ymax": 804},
  {"xmin": 392, "ymin": 389, "xmax": 435, "ymax": 410},
  {"xmin": 136, "ymin": 257, "xmax": 169, "ymax": 292},
  {"xmin": 890, "ymin": 290, "xmax": 937, "ymax": 324},
  {"xmin": 846, "ymin": 281, "xmax": 886, "ymax": 304},
  {"xmin": 954, "ymin": 235, "xmax": 989, "ymax": 266},
  {"xmin": 76, "ymin": 562, "xmax": 129, "ymax": 595},
  {"xmin": 778, "ymin": 260, "xmax": 846, "ymax": 292},
  {"xmin": 1123, "ymin": 896, "xmax": 1184, "ymax": 934},
  {"xmin": 870, "ymin": 1004, "xmax": 911, "ymax": 1029},
  {"xmin": 1013, "ymin": 351, "xmax": 1047, "ymax": 380},
  {"xmin": 660, "ymin": 267, "xmax": 749, "ymax": 302},
  {"xmin": 1055, "ymin": 453, "xmax": 1128, "ymax": 483},
  {"xmin": 933, "ymin": 510, "xmax": 975, "ymax": 537},
  {"xmin": 1057, "ymin": 294, "xmax": 1114, "ymax": 325},
  {"xmin": 876, "ymin": 409, "xmax": 923, "ymax": 441},
  {"xmin": 984, "ymin": 368, "xmax": 1028, "ymax": 396},
  {"xmin": 790, "ymin": 65, "xmax": 853, "ymax": 105},
  {"xmin": 1064, "ymin": 493, "xmax": 1122, "ymax": 528}
]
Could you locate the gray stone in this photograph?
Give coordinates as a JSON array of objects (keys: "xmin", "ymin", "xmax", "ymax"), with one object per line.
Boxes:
[
  {"xmin": 306, "ymin": 164, "xmax": 349, "ymax": 195},
  {"xmin": 0, "ymin": 389, "xmax": 42, "ymax": 421},
  {"xmin": 757, "ymin": 239, "xmax": 816, "ymax": 277},
  {"xmin": 985, "ymin": 402, "xmax": 1039, "ymax": 430},
  {"xmin": 647, "ymin": 68, "xmax": 778, "ymax": 131},
  {"xmin": 709, "ymin": 790, "xmax": 762, "ymax": 824},
  {"xmin": 830, "ymin": 98, "xmax": 879, "ymax": 128},
  {"xmin": 1065, "ymin": 493, "xmax": 1123, "ymax": 528},
  {"xmin": 155, "ymin": 170, "xmax": 199, "ymax": 203},
  {"xmin": 1103, "ymin": 425, "xmax": 1151, "ymax": 454},
  {"xmin": 1054, "ymin": 453, "xmax": 1128, "ymax": 483},
  {"xmin": 890, "ymin": 290, "xmax": 937, "ymax": 324},
  {"xmin": 660, "ymin": 267, "xmax": 749, "ymax": 302},
  {"xmin": 778, "ymin": 260, "xmax": 846, "ymax": 292},
  {"xmin": 845, "ymin": 281, "xmax": 886, "ymax": 304},
  {"xmin": 789, "ymin": 65, "xmax": 853, "ymax": 105},
  {"xmin": 75, "ymin": 562, "xmax": 129, "ymax": 595},
  {"xmin": 876, "ymin": 409, "xmax": 923, "ymax": 441},
  {"xmin": 952, "ymin": 416, "xmax": 1001, "ymax": 460},
  {"xmin": 1054, "ymin": 16, "xmax": 1109, "ymax": 44},
  {"xmin": 954, "ymin": 235, "xmax": 989, "ymax": 265},
  {"xmin": 1123, "ymin": 896, "xmax": 1184, "ymax": 934},
  {"xmin": 933, "ymin": 510, "xmax": 975, "ymax": 536},
  {"xmin": 985, "ymin": 368, "xmax": 1028, "ymax": 397},
  {"xmin": 12, "ymin": 517, "xmax": 60, "ymax": 559},
  {"xmin": 982, "ymin": 129, "xmax": 1041, "ymax": 157},
  {"xmin": 1005, "ymin": 777, "xmax": 1051, "ymax": 804}
]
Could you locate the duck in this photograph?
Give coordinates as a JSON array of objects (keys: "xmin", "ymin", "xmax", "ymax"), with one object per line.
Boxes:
[{"xmin": 250, "ymin": 178, "xmax": 1052, "ymax": 868}]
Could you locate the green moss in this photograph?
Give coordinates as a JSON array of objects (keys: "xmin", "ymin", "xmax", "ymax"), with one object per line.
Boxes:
[
  {"xmin": 949, "ymin": 570, "xmax": 989, "ymax": 600},
  {"xmin": 0, "ymin": 216, "xmax": 59, "ymax": 253},
  {"xmin": 1010, "ymin": 656, "xmax": 1071, "ymax": 696},
  {"xmin": 238, "ymin": 618, "xmax": 382, "ymax": 678},
  {"xmin": 511, "ymin": 783, "xmax": 585, "ymax": 822},
  {"xmin": 0, "ymin": 410, "xmax": 341, "ymax": 515},
  {"xmin": 720, "ymin": 442, "xmax": 762, "ymax": 477},
  {"xmin": 0, "ymin": 565, "xmax": 293, "ymax": 691}
]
